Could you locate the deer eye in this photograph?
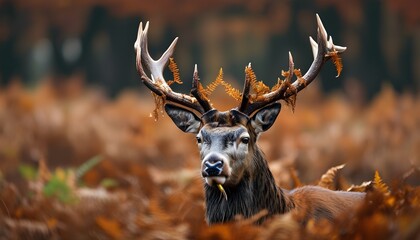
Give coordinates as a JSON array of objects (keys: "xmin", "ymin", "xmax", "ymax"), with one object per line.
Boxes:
[
  {"xmin": 196, "ymin": 136, "xmax": 202, "ymax": 144},
  {"xmin": 240, "ymin": 137, "xmax": 250, "ymax": 144}
]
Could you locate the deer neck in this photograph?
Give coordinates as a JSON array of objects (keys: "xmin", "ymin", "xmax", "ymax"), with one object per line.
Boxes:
[{"xmin": 204, "ymin": 148, "xmax": 293, "ymax": 224}]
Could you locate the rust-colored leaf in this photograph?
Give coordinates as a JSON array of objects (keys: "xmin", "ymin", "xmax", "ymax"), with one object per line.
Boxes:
[
  {"xmin": 221, "ymin": 79, "xmax": 241, "ymax": 101},
  {"xmin": 318, "ymin": 164, "xmax": 345, "ymax": 190},
  {"xmin": 347, "ymin": 181, "xmax": 372, "ymax": 192},
  {"xmin": 150, "ymin": 92, "xmax": 165, "ymax": 121},
  {"xmin": 373, "ymin": 171, "xmax": 390, "ymax": 195},
  {"xmin": 328, "ymin": 51, "xmax": 343, "ymax": 77},
  {"xmin": 204, "ymin": 68, "xmax": 224, "ymax": 96},
  {"xmin": 96, "ymin": 216, "xmax": 123, "ymax": 239},
  {"xmin": 293, "ymin": 69, "xmax": 302, "ymax": 78},
  {"xmin": 167, "ymin": 58, "xmax": 182, "ymax": 85}
]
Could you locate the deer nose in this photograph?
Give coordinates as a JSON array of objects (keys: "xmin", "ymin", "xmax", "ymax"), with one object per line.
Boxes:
[{"xmin": 202, "ymin": 159, "xmax": 224, "ymax": 177}]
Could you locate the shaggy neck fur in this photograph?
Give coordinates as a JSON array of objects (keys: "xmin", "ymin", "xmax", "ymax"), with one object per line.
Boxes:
[{"xmin": 204, "ymin": 147, "xmax": 294, "ymax": 224}]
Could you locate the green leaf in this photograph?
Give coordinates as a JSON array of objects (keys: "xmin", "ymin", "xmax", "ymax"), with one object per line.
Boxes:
[
  {"xmin": 100, "ymin": 178, "xmax": 119, "ymax": 189},
  {"xmin": 43, "ymin": 175, "xmax": 76, "ymax": 203},
  {"xmin": 18, "ymin": 164, "xmax": 37, "ymax": 181},
  {"xmin": 76, "ymin": 155, "xmax": 103, "ymax": 179}
]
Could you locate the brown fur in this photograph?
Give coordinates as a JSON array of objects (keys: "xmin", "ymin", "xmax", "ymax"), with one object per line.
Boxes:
[{"xmin": 288, "ymin": 186, "xmax": 365, "ymax": 224}]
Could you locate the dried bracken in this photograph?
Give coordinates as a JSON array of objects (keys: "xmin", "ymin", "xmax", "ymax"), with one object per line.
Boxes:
[
  {"xmin": 167, "ymin": 58, "xmax": 183, "ymax": 86},
  {"xmin": 317, "ymin": 164, "xmax": 346, "ymax": 190},
  {"xmin": 373, "ymin": 170, "xmax": 390, "ymax": 195},
  {"xmin": 0, "ymin": 81, "xmax": 419, "ymax": 239},
  {"xmin": 328, "ymin": 51, "xmax": 343, "ymax": 77}
]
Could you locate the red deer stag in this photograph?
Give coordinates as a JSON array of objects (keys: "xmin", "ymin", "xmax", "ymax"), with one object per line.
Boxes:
[{"xmin": 134, "ymin": 14, "xmax": 365, "ymax": 224}]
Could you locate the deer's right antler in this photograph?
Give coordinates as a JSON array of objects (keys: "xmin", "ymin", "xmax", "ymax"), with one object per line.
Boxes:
[{"xmin": 134, "ymin": 22, "xmax": 212, "ymax": 114}]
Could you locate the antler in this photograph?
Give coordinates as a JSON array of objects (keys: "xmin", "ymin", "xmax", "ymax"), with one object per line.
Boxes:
[
  {"xmin": 134, "ymin": 22, "xmax": 212, "ymax": 114},
  {"xmin": 239, "ymin": 14, "xmax": 347, "ymax": 115}
]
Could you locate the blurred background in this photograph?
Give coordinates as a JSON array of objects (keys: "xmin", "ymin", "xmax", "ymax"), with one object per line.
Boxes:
[{"xmin": 0, "ymin": 0, "xmax": 419, "ymax": 97}]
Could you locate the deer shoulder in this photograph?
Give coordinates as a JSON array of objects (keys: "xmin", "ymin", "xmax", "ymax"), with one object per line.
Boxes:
[{"xmin": 286, "ymin": 186, "xmax": 365, "ymax": 223}]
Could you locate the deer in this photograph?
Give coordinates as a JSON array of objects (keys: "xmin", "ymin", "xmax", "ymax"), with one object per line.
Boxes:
[{"xmin": 134, "ymin": 14, "xmax": 365, "ymax": 225}]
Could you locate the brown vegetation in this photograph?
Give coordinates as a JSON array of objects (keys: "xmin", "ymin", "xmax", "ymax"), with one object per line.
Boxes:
[{"xmin": 0, "ymin": 80, "xmax": 419, "ymax": 239}]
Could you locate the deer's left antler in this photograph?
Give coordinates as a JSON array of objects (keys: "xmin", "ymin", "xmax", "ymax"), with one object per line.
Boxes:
[{"xmin": 238, "ymin": 14, "xmax": 346, "ymax": 115}]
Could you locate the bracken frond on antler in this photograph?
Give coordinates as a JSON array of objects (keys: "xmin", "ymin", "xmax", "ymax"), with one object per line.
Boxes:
[
  {"xmin": 221, "ymin": 79, "xmax": 242, "ymax": 101},
  {"xmin": 151, "ymin": 92, "xmax": 165, "ymax": 121},
  {"xmin": 167, "ymin": 58, "xmax": 183, "ymax": 85},
  {"xmin": 245, "ymin": 65, "xmax": 270, "ymax": 102},
  {"xmin": 204, "ymin": 68, "xmax": 224, "ymax": 96},
  {"xmin": 328, "ymin": 51, "xmax": 343, "ymax": 77}
]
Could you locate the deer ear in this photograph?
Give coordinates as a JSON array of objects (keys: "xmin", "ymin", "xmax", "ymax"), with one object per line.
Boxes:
[
  {"xmin": 165, "ymin": 104, "xmax": 201, "ymax": 133},
  {"xmin": 251, "ymin": 103, "xmax": 281, "ymax": 134}
]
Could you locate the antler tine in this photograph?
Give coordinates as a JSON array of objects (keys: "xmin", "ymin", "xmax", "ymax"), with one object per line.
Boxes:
[
  {"xmin": 135, "ymin": 21, "xmax": 208, "ymax": 114},
  {"xmin": 191, "ymin": 64, "xmax": 213, "ymax": 112},
  {"xmin": 240, "ymin": 14, "xmax": 346, "ymax": 115},
  {"xmin": 241, "ymin": 54, "xmax": 294, "ymax": 115},
  {"xmin": 238, "ymin": 63, "xmax": 252, "ymax": 112},
  {"xmin": 287, "ymin": 14, "xmax": 346, "ymax": 95}
]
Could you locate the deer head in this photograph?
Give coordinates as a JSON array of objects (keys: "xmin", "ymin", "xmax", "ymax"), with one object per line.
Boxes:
[{"xmin": 134, "ymin": 14, "xmax": 347, "ymax": 223}]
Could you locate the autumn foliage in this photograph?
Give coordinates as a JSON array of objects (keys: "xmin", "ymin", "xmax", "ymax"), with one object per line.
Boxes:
[{"xmin": 0, "ymin": 80, "xmax": 419, "ymax": 239}]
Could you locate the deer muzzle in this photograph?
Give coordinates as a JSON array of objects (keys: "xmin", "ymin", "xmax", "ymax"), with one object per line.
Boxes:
[{"xmin": 201, "ymin": 153, "xmax": 229, "ymax": 186}]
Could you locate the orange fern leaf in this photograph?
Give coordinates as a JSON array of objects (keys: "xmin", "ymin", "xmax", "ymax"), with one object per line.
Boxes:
[
  {"xmin": 271, "ymin": 78, "xmax": 283, "ymax": 92},
  {"xmin": 347, "ymin": 181, "xmax": 372, "ymax": 192},
  {"xmin": 328, "ymin": 51, "xmax": 343, "ymax": 77},
  {"xmin": 150, "ymin": 92, "xmax": 165, "ymax": 121},
  {"xmin": 204, "ymin": 68, "xmax": 224, "ymax": 96},
  {"xmin": 284, "ymin": 83, "xmax": 297, "ymax": 112},
  {"xmin": 221, "ymin": 80, "xmax": 241, "ymax": 101},
  {"xmin": 293, "ymin": 69, "xmax": 302, "ymax": 78},
  {"xmin": 196, "ymin": 79, "xmax": 211, "ymax": 101},
  {"xmin": 245, "ymin": 65, "xmax": 270, "ymax": 101},
  {"xmin": 318, "ymin": 164, "xmax": 345, "ymax": 190},
  {"xmin": 96, "ymin": 216, "xmax": 123, "ymax": 239},
  {"xmin": 374, "ymin": 171, "xmax": 390, "ymax": 195},
  {"xmin": 167, "ymin": 58, "xmax": 182, "ymax": 85}
]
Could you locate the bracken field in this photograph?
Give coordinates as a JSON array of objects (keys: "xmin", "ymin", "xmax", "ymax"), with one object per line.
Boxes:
[{"xmin": 0, "ymin": 79, "xmax": 419, "ymax": 240}]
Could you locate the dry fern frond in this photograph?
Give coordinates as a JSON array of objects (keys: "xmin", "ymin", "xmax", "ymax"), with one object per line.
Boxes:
[
  {"xmin": 373, "ymin": 171, "xmax": 390, "ymax": 195},
  {"xmin": 245, "ymin": 65, "xmax": 270, "ymax": 101},
  {"xmin": 96, "ymin": 216, "xmax": 123, "ymax": 239},
  {"xmin": 167, "ymin": 58, "xmax": 182, "ymax": 85},
  {"xmin": 271, "ymin": 78, "xmax": 283, "ymax": 92},
  {"xmin": 253, "ymin": 81, "xmax": 270, "ymax": 96},
  {"xmin": 204, "ymin": 68, "xmax": 224, "ymax": 96},
  {"xmin": 289, "ymin": 167, "xmax": 302, "ymax": 188},
  {"xmin": 318, "ymin": 164, "xmax": 345, "ymax": 190},
  {"xmin": 293, "ymin": 69, "xmax": 302, "ymax": 78},
  {"xmin": 221, "ymin": 80, "xmax": 241, "ymax": 101},
  {"xmin": 196, "ymin": 78, "xmax": 211, "ymax": 101},
  {"xmin": 284, "ymin": 83, "xmax": 297, "ymax": 112},
  {"xmin": 281, "ymin": 70, "xmax": 289, "ymax": 78},
  {"xmin": 347, "ymin": 181, "xmax": 372, "ymax": 192},
  {"xmin": 150, "ymin": 92, "xmax": 165, "ymax": 121},
  {"xmin": 245, "ymin": 65, "xmax": 258, "ymax": 89},
  {"xmin": 328, "ymin": 51, "xmax": 343, "ymax": 77},
  {"xmin": 201, "ymin": 68, "xmax": 241, "ymax": 101}
]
